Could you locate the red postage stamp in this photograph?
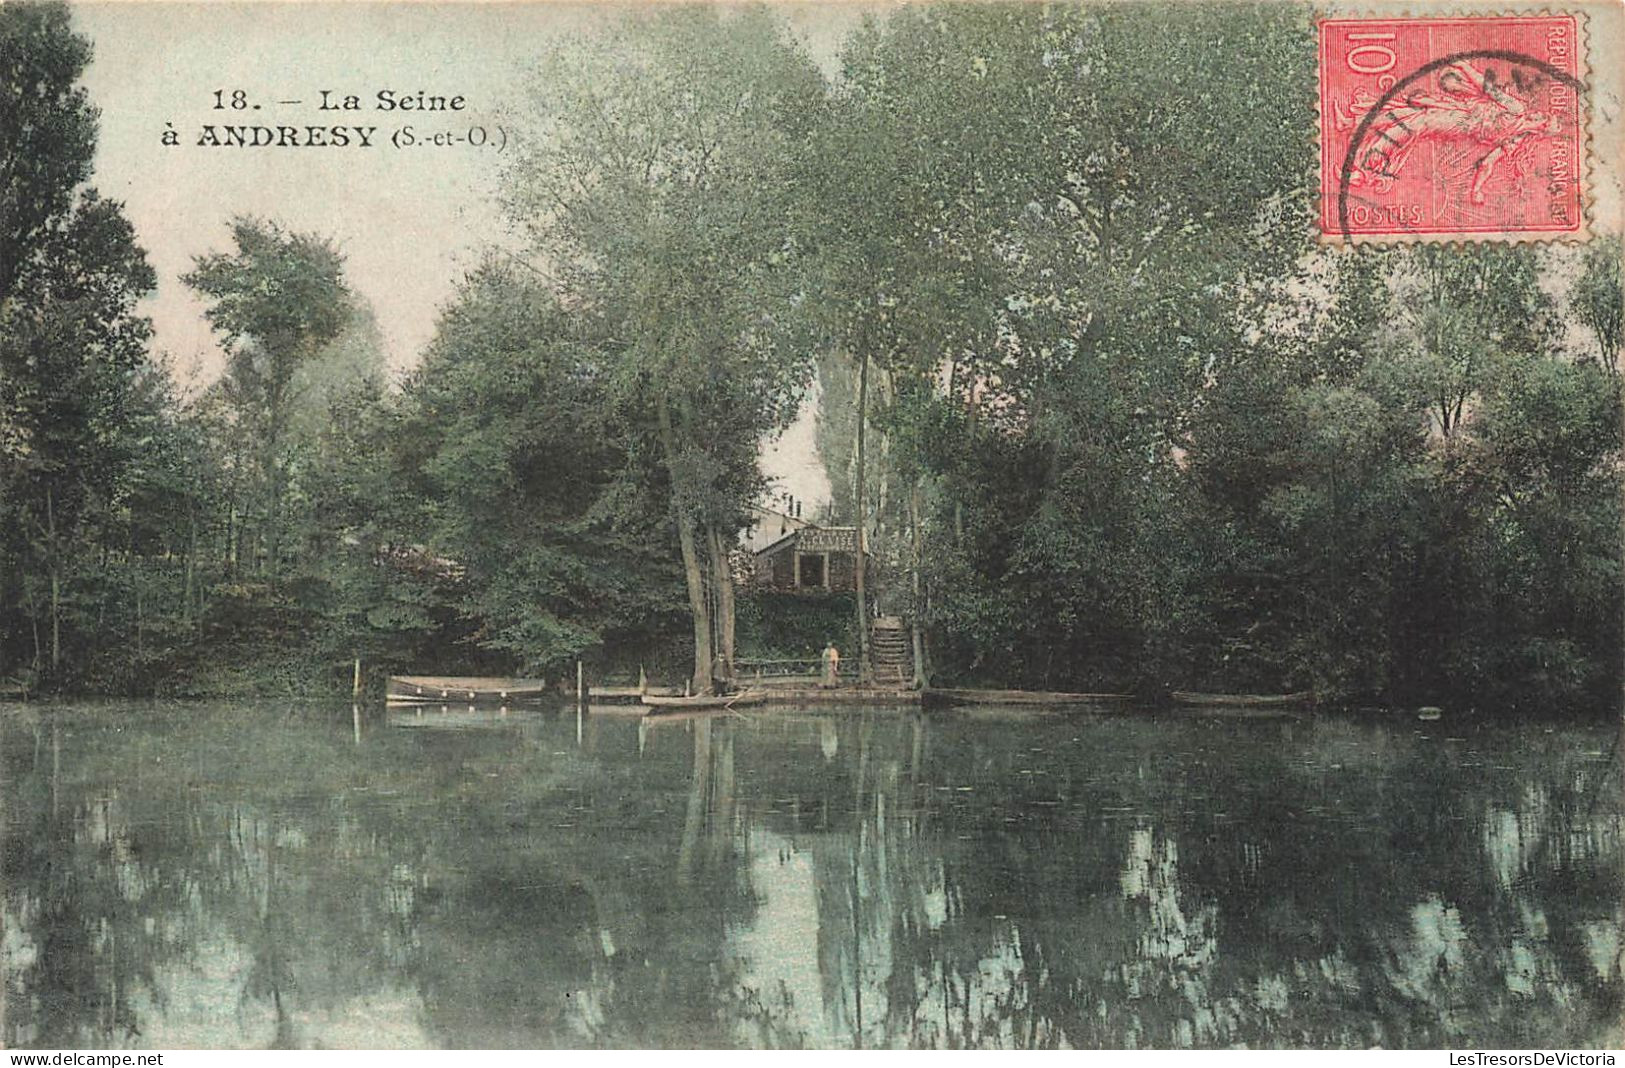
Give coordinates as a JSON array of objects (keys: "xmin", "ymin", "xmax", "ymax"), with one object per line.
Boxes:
[{"xmin": 1319, "ymin": 15, "xmax": 1585, "ymax": 241}]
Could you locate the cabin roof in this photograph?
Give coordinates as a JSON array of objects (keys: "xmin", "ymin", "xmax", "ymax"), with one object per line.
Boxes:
[
  {"xmin": 742, "ymin": 504, "xmax": 814, "ymax": 553},
  {"xmin": 754, "ymin": 529, "xmax": 801, "ymax": 557}
]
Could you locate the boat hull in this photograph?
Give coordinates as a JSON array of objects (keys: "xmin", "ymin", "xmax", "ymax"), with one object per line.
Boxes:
[
  {"xmin": 386, "ymin": 676, "xmax": 553, "ymax": 705},
  {"xmin": 1168, "ymin": 690, "xmax": 1314, "ymax": 708},
  {"xmin": 640, "ymin": 690, "xmax": 768, "ymax": 713},
  {"xmin": 926, "ymin": 688, "xmax": 1133, "ymax": 708}
]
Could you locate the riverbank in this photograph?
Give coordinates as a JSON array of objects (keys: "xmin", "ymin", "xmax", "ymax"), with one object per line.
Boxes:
[{"xmin": 8, "ymin": 667, "xmax": 1620, "ymax": 723}]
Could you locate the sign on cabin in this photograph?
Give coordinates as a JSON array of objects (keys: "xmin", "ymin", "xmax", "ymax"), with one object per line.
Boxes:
[
  {"xmin": 748, "ymin": 524, "xmax": 866, "ymax": 594},
  {"xmin": 796, "ymin": 527, "xmax": 859, "ymax": 554}
]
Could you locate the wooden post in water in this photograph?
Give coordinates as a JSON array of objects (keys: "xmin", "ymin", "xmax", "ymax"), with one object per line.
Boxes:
[
  {"xmin": 577, "ymin": 660, "xmax": 585, "ymax": 706},
  {"xmin": 352, "ymin": 657, "xmax": 362, "ymax": 698}
]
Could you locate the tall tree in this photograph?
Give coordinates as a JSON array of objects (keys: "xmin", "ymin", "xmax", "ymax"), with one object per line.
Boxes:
[
  {"xmin": 1573, "ymin": 237, "xmax": 1623, "ymax": 375},
  {"xmin": 387, "ymin": 260, "xmax": 689, "ymax": 677},
  {"xmin": 183, "ymin": 218, "xmax": 350, "ymax": 579},
  {"xmin": 0, "ymin": 1, "xmax": 97, "ymax": 311},
  {"xmin": 0, "ymin": 2, "xmax": 156, "ymax": 683},
  {"xmin": 1568, "ymin": 237, "xmax": 1624, "ymax": 710},
  {"xmin": 504, "ymin": 7, "xmax": 823, "ymax": 693},
  {"xmin": 809, "ymin": 3, "xmax": 1314, "ymax": 690}
]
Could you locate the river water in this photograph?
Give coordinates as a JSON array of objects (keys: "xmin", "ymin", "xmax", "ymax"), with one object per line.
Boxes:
[{"xmin": 1, "ymin": 700, "xmax": 1619, "ymax": 1049}]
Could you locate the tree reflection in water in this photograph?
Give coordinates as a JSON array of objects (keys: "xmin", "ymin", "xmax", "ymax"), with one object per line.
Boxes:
[{"xmin": 1, "ymin": 702, "xmax": 1619, "ymax": 1048}]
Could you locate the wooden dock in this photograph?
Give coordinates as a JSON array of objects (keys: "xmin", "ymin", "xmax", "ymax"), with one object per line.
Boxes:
[
  {"xmin": 753, "ymin": 686, "xmax": 923, "ymax": 706},
  {"xmin": 386, "ymin": 676, "xmax": 1311, "ymax": 714},
  {"xmin": 386, "ymin": 676, "xmax": 682, "ymax": 705}
]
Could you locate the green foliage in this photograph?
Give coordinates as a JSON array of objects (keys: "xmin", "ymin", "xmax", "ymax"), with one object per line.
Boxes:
[
  {"xmin": 1573, "ymin": 237, "xmax": 1623, "ymax": 368},
  {"xmin": 0, "ymin": 1, "xmax": 98, "ymax": 308},
  {"xmin": 1184, "ymin": 245, "xmax": 1621, "ymax": 708},
  {"xmin": 736, "ymin": 592, "xmax": 858, "ymax": 661},
  {"xmin": 184, "ymin": 219, "xmax": 349, "ymax": 369},
  {"xmin": 383, "ymin": 261, "xmax": 691, "ymax": 677},
  {"xmin": 0, "ymin": 2, "xmax": 164, "ymax": 689},
  {"xmin": 183, "ymin": 218, "xmax": 353, "ymax": 579},
  {"xmin": 808, "ymin": 5, "xmax": 1618, "ymax": 710},
  {"xmin": 0, "ymin": 2, "xmax": 1617, "ymax": 712},
  {"xmin": 503, "ymin": 7, "xmax": 828, "ymax": 691},
  {"xmin": 806, "ymin": 3, "xmax": 1317, "ymax": 692}
]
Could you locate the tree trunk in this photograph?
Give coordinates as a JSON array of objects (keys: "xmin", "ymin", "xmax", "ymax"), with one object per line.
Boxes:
[
  {"xmin": 27, "ymin": 586, "xmax": 42, "ymax": 672},
  {"xmin": 46, "ymin": 486, "xmax": 60, "ymax": 673},
  {"xmin": 183, "ymin": 509, "xmax": 197, "ymax": 624},
  {"xmin": 266, "ymin": 461, "xmax": 284, "ymax": 581},
  {"xmin": 656, "ymin": 392, "xmax": 713, "ymax": 695},
  {"xmin": 853, "ymin": 349, "xmax": 870, "ymax": 680},
  {"xmin": 264, "ymin": 376, "xmax": 289, "ymax": 582},
  {"xmin": 225, "ymin": 499, "xmax": 238, "ymax": 575},
  {"xmin": 910, "ymin": 478, "xmax": 928, "ymax": 689},
  {"xmin": 707, "ymin": 525, "xmax": 736, "ymax": 683},
  {"xmin": 874, "ymin": 366, "xmax": 894, "ymax": 545},
  {"xmin": 49, "ymin": 569, "xmax": 60, "ymax": 673}
]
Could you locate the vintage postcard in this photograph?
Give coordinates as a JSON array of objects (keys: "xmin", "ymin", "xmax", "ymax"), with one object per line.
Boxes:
[{"xmin": 2, "ymin": 0, "xmax": 1622, "ymax": 1052}]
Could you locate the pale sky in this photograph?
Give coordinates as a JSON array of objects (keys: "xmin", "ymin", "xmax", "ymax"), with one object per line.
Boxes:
[{"xmin": 71, "ymin": 1, "xmax": 870, "ymax": 509}]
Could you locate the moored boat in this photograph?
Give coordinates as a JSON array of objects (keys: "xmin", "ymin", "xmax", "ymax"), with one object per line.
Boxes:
[
  {"xmin": 387, "ymin": 675, "xmax": 553, "ymax": 705},
  {"xmin": 925, "ymin": 688, "xmax": 1134, "ymax": 709},
  {"xmin": 641, "ymin": 689, "xmax": 768, "ymax": 713},
  {"xmin": 1169, "ymin": 690, "xmax": 1315, "ymax": 708},
  {"xmin": 591, "ymin": 685, "xmax": 682, "ymax": 704}
]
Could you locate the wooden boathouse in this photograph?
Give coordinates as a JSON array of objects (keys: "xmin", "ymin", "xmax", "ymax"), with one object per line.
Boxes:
[{"xmin": 748, "ymin": 524, "xmax": 866, "ymax": 593}]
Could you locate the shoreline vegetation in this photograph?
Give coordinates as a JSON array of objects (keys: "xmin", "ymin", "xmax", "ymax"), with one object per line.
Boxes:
[{"xmin": 2, "ymin": 3, "xmax": 1621, "ymax": 717}]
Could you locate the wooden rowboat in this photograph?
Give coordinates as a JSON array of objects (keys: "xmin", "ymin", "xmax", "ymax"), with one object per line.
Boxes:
[
  {"xmin": 641, "ymin": 690, "xmax": 768, "ymax": 713},
  {"xmin": 1169, "ymin": 690, "xmax": 1314, "ymax": 708},
  {"xmin": 387, "ymin": 675, "xmax": 553, "ymax": 705},
  {"xmin": 926, "ymin": 688, "xmax": 1134, "ymax": 708}
]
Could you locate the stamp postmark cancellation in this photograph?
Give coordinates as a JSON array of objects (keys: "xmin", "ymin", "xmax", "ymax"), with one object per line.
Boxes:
[{"xmin": 1319, "ymin": 15, "xmax": 1585, "ymax": 242}]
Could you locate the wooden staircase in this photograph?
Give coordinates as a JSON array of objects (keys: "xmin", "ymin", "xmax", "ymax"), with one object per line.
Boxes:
[{"xmin": 869, "ymin": 616, "xmax": 915, "ymax": 687}]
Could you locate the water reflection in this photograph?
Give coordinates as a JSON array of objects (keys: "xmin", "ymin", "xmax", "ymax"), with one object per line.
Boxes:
[{"xmin": 2, "ymin": 702, "xmax": 1619, "ymax": 1048}]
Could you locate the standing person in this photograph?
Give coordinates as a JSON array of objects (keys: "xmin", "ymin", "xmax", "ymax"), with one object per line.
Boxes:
[
  {"xmin": 711, "ymin": 653, "xmax": 734, "ymax": 695},
  {"xmin": 822, "ymin": 642, "xmax": 841, "ymax": 688}
]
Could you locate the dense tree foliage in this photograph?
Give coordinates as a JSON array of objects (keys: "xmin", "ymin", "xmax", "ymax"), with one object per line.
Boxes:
[
  {"xmin": 801, "ymin": 5, "xmax": 1620, "ymax": 710},
  {"xmin": 383, "ymin": 261, "xmax": 691, "ymax": 677},
  {"xmin": 0, "ymin": 1, "xmax": 1618, "ymax": 712},
  {"xmin": 1, "ymin": 2, "xmax": 158, "ymax": 687},
  {"xmin": 500, "ymin": 6, "xmax": 826, "ymax": 692},
  {"xmin": 183, "ymin": 218, "xmax": 353, "ymax": 580}
]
